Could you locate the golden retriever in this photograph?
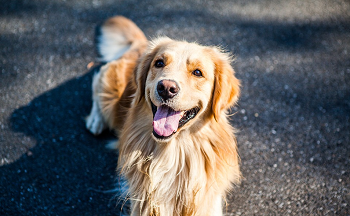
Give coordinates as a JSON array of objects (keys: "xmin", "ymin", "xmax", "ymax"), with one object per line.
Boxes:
[{"xmin": 86, "ymin": 16, "xmax": 241, "ymax": 216}]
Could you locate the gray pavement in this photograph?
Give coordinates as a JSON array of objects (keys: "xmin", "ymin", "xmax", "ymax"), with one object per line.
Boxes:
[{"xmin": 1, "ymin": 0, "xmax": 349, "ymax": 215}]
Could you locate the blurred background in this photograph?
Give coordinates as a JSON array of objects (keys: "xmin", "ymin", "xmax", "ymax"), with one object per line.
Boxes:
[{"xmin": 0, "ymin": 0, "xmax": 349, "ymax": 215}]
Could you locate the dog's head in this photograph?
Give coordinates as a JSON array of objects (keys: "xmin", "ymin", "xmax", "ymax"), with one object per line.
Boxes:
[{"xmin": 134, "ymin": 37, "xmax": 240, "ymax": 142}]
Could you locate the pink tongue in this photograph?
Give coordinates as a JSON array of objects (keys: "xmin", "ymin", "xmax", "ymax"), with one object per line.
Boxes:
[{"xmin": 153, "ymin": 106, "xmax": 182, "ymax": 137}]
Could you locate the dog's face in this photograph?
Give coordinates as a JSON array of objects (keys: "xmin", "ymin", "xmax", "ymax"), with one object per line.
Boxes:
[{"xmin": 135, "ymin": 38, "xmax": 240, "ymax": 142}]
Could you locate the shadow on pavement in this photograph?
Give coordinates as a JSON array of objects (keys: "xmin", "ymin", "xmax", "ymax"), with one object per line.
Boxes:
[{"xmin": 1, "ymin": 65, "xmax": 124, "ymax": 215}]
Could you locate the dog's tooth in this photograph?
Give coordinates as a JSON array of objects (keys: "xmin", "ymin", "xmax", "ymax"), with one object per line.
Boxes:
[{"xmin": 180, "ymin": 111, "xmax": 185, "ymax": 118}]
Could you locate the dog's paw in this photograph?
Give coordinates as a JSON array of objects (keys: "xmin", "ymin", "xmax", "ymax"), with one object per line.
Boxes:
[
  {"xmin": 86, "ymin": 101, "xmax": 107, "ymax": 135},
  {"xmin": 106, "ymin": 140, "xmax": 119, "ymax": 150}
]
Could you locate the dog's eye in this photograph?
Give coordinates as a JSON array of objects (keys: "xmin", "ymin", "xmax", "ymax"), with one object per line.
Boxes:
[
  {"xmin": 155, "ymin": 60, "xmax": 165, "ymax": 68},
  {"xmin": 192, "ymin": 69, "xmax": 203, "ymax": 77}
]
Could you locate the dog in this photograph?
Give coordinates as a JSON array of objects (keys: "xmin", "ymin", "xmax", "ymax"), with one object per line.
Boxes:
[{"xmin": 86, "ymin": 16, "xmax": 241, "ymax": 216}]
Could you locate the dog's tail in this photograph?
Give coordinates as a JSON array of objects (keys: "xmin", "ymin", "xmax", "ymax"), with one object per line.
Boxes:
[{"xmin": 95, "ymin": 16, "xmax": 148, "ymax": 62}]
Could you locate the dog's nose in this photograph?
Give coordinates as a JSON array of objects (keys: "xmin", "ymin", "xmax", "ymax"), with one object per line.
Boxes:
[{"xmin": 157, "ymin": 80, "xmax": 179, "ymax": 101}]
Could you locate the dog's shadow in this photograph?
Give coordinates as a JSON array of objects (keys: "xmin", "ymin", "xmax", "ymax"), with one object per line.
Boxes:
[{"xmin": 4, "ymin": 65, "xmax": 127, "ymax": 215}]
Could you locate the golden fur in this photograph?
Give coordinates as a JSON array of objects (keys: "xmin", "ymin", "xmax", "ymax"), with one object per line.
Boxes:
[{"xmin": 86, "ymin": 16, "xmax": 241, "ymax": 216}]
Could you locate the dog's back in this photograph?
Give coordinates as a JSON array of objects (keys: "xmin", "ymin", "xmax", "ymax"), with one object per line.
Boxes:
[{"xmin": 86, "ymin": 16, "xmax": 148, "ymax": 135}]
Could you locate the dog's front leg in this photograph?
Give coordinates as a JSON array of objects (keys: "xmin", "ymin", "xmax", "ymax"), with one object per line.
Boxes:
[{"xmin": 86, "ymin": 71, "xmax": 108, "ymax": 135}]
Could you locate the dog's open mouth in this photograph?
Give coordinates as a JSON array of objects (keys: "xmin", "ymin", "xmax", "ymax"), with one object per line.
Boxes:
[{"xmin": 151, "ymin": 103, "xmax": 200, "ymax": 140}]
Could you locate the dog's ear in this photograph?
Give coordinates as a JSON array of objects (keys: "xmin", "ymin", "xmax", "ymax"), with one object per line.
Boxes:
[
  {"xmin": 133, "ymin": 50, "xmax": 156, "ymax": 103},
  {"xmin": 209, "ymin": 47, "xmax": 240, "ymax": 121},
  {"xmin": 134, "ymin": 37, "xmax": 173, "ymax": 103}
]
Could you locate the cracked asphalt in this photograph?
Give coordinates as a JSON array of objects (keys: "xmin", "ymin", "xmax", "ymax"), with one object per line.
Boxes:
[{"xmin": 1, "ymin": 0, "xmax": 349, "ymax": 215}]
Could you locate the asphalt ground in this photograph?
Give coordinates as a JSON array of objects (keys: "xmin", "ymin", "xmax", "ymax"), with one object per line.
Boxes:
[{"xmin": 0, "ymin": 0, "xmax": 349, "ymax": 215}]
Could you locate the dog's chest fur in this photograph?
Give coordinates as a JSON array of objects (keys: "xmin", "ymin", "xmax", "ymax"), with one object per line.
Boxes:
[{"xmin": 124, "ymin": 134, "xmax": 213, "ymax": 215}]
